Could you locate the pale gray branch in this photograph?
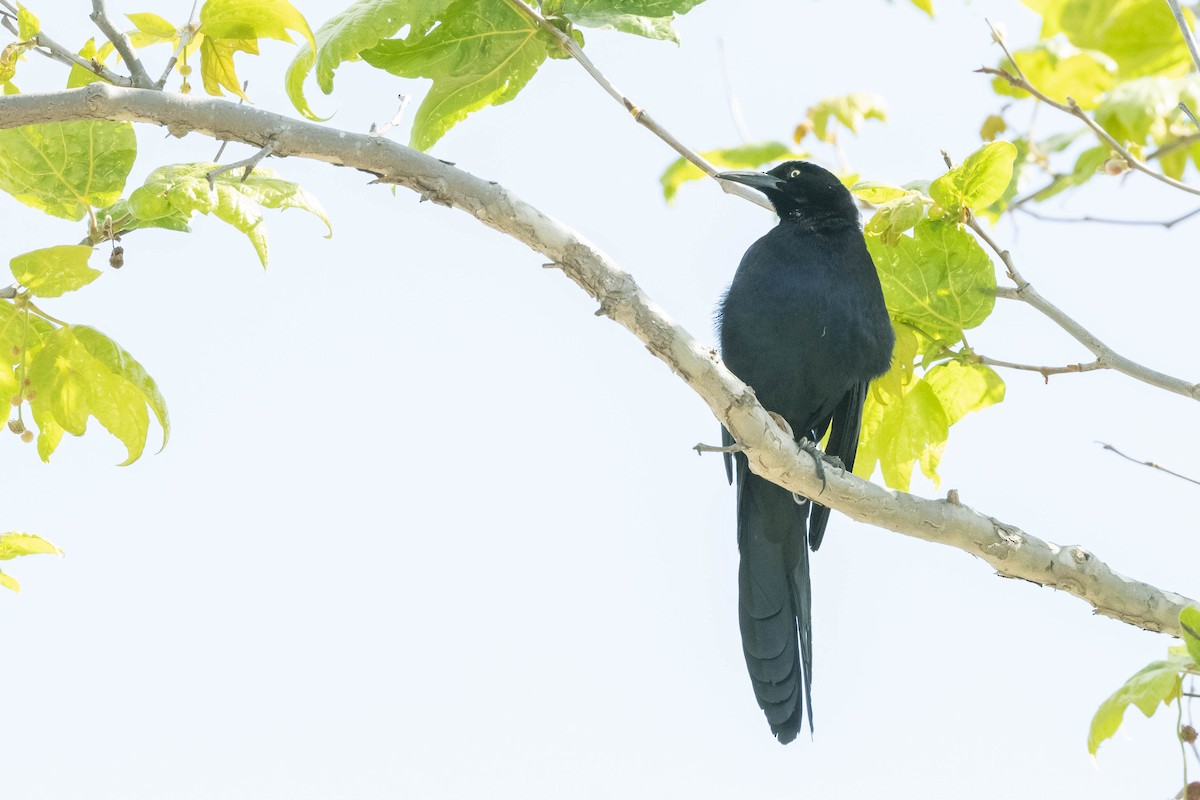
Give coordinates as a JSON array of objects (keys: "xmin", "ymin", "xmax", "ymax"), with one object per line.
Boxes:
[
  {"xmin": 973, "ymin": 219, "xmax": 1200, "ymax": 401},
  {"xmin": 0, "ymin": 84, "xmax": 1194, "ymax": 636},
  {"xmin": 89, "ymin": 0, "xmax": 155, "ymax": 89}
]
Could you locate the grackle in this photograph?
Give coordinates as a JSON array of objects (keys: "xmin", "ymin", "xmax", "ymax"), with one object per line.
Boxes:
[{"xmin": 716, "ymin": 161, "xmax": 894, "ymax": 743}]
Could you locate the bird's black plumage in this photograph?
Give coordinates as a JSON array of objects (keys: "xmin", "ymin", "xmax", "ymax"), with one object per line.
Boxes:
[{"xmin": 716, "ymin": 161, "xmax": 894, "ymax": 743}]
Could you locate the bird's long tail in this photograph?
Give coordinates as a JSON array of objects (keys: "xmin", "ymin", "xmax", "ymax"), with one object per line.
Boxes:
[{"xmin": 735, "ymin": 457, "xmax": 813, "ymax": 744}]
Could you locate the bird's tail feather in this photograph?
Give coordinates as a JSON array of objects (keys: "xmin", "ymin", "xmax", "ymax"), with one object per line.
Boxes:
[{"xmin": 736, "ymin": 460, "xmax": 812, "ymax": 743}]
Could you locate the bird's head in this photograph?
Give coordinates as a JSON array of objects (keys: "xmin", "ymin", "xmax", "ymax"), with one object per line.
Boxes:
[{"xmin": 718, "ymin": 161, "xmax": 859, "ymax": 226}]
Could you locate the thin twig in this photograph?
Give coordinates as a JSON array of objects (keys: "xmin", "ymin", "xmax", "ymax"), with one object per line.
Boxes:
[
  {"xmin": 974, "ymin": 355, "xmax": 1104, "ymax": 381},
  {"xmin": 982, "ymin": 21, "xmax": 1200, "ymax": 198},
  {"xmin": 0, "ymin": 15, "xmax": 133, "ymax": 86},
  {"xmin": 1016, "ymin": 205, "xmax": 1200, "ymax": 228},
  {"xmin": 156, "ymin": 1, "xmax": 199, "ymax": 90},
  {"xmin": 369, "ymin": 94, "xmax": 412, "ymax": 136},
  {"xmin": 90, "ymin": 0, "xmax": 154, "ymax": 89},
  {"xmin": 1166, "ymin": 0, "xmax": 1200, "ymax": 77},
  {"xmin": 212, "ymin": 81, "xmax": 249, "ymax": 162},
  {"xmin": 717, "ymin": 38, "xmax": 752, "ymax": 143},
  {"xmin": 971, "ymin": 217, "xmax": 1200, "ymax": 401},
  {"xmin": 206, "ymin": 141, "xmax": 275, "ymax": 188},
  {"xmin": 1180, "ymin": 101, "xmax": 1200, "ymax": 131},
  {"xmin": 503, "ymin": 0, "xmax": 773, "ymax": 211},
  {"xmin": 980, "ymin": 62, "xmax": 1200, "ymax": 197},
  {"xmin": 1098, "ymin": 441, "xmax": 1200, "ymax": 487},
  {"xmin": 1147, "ymin": 132, "xmax": 1200, "ymax": 161}
]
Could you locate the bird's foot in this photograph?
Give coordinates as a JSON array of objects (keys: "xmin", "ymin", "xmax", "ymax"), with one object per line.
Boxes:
[
  {"xmin": 795, "ymin": 437, "xmax": 829, "ymax": 494},
  {"xmin": 694, "ymin": 441, "xmax": 746, "ymax": 455}
]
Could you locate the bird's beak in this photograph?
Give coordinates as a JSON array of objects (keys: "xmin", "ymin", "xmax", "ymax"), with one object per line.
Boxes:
[{"xmin": 717, "ymin": 170, "xmax": 785, "ymax": 193}]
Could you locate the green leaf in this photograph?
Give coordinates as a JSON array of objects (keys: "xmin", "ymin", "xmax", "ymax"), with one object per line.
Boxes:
[
  {"xmin": 560, "ymin": 0, "xmax": 704, "ymax": 43},
  {"xmin": 286, "ymin": 0, "xmax": 452, "ymax": 120},
  {"xmin": 1052, "ymin": 0, "xmax": 1194, "ymax": 79},
  {"xmin": 991, "ymin": 36, "xmax": 1116, "ymax": 109},
  {"xmin": 0, "ymin": 299, "xmax": 52, "ymax": 368},
  {"xmin": 0, "ymin": 121, "xmax": 137, "ymax": 220},
  {"xmin": 1180, "ymin": 607, "xmax": 1200, "ymax": 664},
  {"xmin": 808, "ymin": 92, "xmax": 887, "ymax": 142},
  {"xmin": 1088, "ymin": 649, "xmax": 1191, "ymax": 755},
  {"xmin": 856, "ymin": 369, "xmax": 950, "ymax": 491},
  {"xmin": 1094, "ymin": 77, "xmax": 1200, "ymax": 145},
  {"xmin": 361, "ymin": 0, "xmax": 555, "ymax": 150},
  {"xmin": 867, "ymin": 219, "xmax": 997, "ymax": 343},
  {"xmin": 126, "ymin": 163, "xmax": 331, "ymax": 267},
  {"xmin": 930, "ymin": 141, "xmax": 1018, "ymax": 214},
  {"xmin": 864, "ymin": 192, "xmax": 928, "ymax": 245},
  {"xmin": 10, "ymin": 245, "xmax": 101, "ymax": 298},
  {"xmin": 660, "ymin": 141, "xmax": 804, "ymax": 202},
  {"xmin": 67, "ymin": 39, "xmax": 109, "ymax": 89},
  {"xmin": 924, "ymin": 361, "xmax": 1005, "ymax": 425},
  {"xmin": 0, "ymin": 532, "xmax": 62, "ymax": 560},
  {"xmin": 850, "ymin": 181, "xmax": 910, "ymax": 205},
  {"xmin": 0, "ymin": 570, "xmax": 18, "ymax": 593},
  {"xmin": 127, "ymin": 12, "xmax": 178, "ymax": 39},
  {"xmin": 198, "ymin": 0, "xmax": 315, "ymax": 100},
  {"xmin": 17, "ymin": 3, "xmax": 39, "ymax": 39},
  {"xmin": 1030, "ymin": 145, "xmax": 1108, "ymax": 203},
  {"xmin": 27, "ymin": 325, "xmax": 168, "ymax": 465}
]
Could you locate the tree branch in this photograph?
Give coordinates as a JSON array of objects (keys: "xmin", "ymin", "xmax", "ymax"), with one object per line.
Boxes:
[
  {"xmin": 1098, "ymin": 441, "xmax": 1200, "ymax": 488},
  {"xmin": 1016, "ymin": 205, "xmax": 1200, "ymax": 228},
  {"xmin": 968, "ymin": 217, "xmax": 1200, "ymax": 401},
  {"xmin": 89, "ymin": 0, "xmax": 155, "ymax": 89},
  {"xmin": 0, "ymin": 84, "xmax": 1194, "ymax": 636},
  {"xmin": 0, "ymin": 8, "xmax": 133, "ymax": 87},
  {"xmin": 503, "ymin": 0, "xmax": 773, "ymax": 212},
  {"xmin": 1166, "ymin": 0, "xmax": 1200, "ymax": 78}
]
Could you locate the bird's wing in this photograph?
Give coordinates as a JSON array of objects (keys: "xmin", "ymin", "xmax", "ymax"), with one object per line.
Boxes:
[
  {"xmin": 722, "ymin": 427, "xmax": 735, "ymax": 485},
  {"xmin": 808, "ymin": 380, "xmax": 869, "ymax": 552}
]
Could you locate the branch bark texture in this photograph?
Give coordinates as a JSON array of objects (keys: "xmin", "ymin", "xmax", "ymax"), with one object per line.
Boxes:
[{"xmin": 0, "ymin": 84, "xmax": 1193, "ymax": 636}]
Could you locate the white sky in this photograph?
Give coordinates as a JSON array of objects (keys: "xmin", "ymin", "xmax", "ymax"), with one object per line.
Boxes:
[{"xmin": 5, "ymin": 1, "xmax": 1199, "ymax": 798}]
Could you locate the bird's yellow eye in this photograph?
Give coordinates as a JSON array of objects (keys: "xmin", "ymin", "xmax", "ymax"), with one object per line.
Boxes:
[{"xmin": 789, "ymin": 169, "xmax": 801, "ymax": 178}]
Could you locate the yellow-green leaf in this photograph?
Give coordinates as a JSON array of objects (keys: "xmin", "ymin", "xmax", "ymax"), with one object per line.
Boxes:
[
  {"xmin": 17, "ymin": 3, "xmax": 39, "ymax": 40},
  {"xmin": 1053, "ymin": 0, "xmax": 1194, "ymax": 79},
  {"xmin": 285, "ymin": 0, "xmax": 452, "ymax": 120},
  {"xmin": 360, "ymin": 0, "xmax": 555, "ymax": 150},
  {"xmin": 992, "ymin": 36, "xmax": 1116, "ymax": 109},
  {"xmin": 924, "ymin": 361, "xmax": 1005, "ymax": 425},
  {"xmin": 909, "ymin": 0, "xmax": 933, "ymax": 15},
  {"xmin": 1088, "ymin": 649, "xmax": 1190, "ymax": 755},
  {"xmin": 660, "ymin": 142, "xmax": 805, "ymax": 202},
  {"xmin": 28, "ymin": 325, "xmax": 167, "ymax": 465},
  {"xmin": 127, "ymin": 12, "xmax": 178, "ymax": 39},
  {"xmin": 856, "ymin": 371, "xmax": 949, "ymax": 491},
  {"xmin": 930, "ymin": 141, "xmax": 1018, "ymax": 213},
  {"xmin": 864, "ymin": 191, "xmax": 928, "ymax": 246},
  {"xmin": 1181, "ymin": 608, "xmax": 1200, "ymax": 664},
  {"xmin": 868, "ymin": 219, "xmax": 997, "ymax": 343},
  {"xmin": 198, "ymin": 0, "xmax": 315, "ymax": 100},
  {"xmin": 850, "ymin": 181, "xmax": 910, "ymax": 205},
  {"xmin": 126, "ymin": 162, "xmax": 330, "ymax": 268},
  {"xmin": 10, "ymin": 245, "xmax": 101, "ymax": 298},
  {"xmin": 0, "ymin": 121, "xmax": 137, "ymax": 220},
  {"xmin": 67, "ymin": 39, "xmax": 109, "ymax": 89},
  {"xmin": 0, "ymin": 532, "xmax": 62, "ymax": 560},
  {"xmin": 807, "ymin": 92, "xmax": 887, "ymax": 142},
  {"xmin": 0, "ymin": 570, "xmax": 18, "ymax": 592}
]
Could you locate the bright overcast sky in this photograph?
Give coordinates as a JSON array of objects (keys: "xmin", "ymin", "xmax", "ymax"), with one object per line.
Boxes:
[{"xmin": 5, "ymin": 1, "xmax": 1199, "ymax": 798}]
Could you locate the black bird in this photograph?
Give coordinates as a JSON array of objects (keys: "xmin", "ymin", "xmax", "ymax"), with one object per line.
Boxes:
[{"xmin": 716, "ymin": 161, "xmax": 894, "ymax": 743}]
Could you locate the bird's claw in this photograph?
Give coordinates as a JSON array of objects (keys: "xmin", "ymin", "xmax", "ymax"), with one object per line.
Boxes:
[{"xmin": 796, "ymin": 437, "xmax": 829, "ymax": 493}]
